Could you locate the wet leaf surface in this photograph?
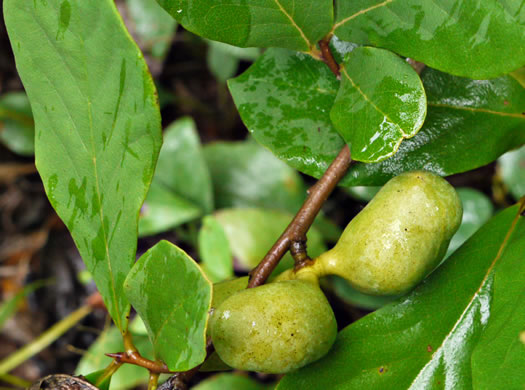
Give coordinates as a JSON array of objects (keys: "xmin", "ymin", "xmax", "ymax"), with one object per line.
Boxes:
[
  {"xmin": 124, "ymin": 240, "xmax": 212, "ymax": 371},
  {"xmin": 230, "ymin": 48, "xmax": 525, "ymax": 186},
  {"xmin": 331, "ymin": 47, "xmax": 426, "ymax": 163}
]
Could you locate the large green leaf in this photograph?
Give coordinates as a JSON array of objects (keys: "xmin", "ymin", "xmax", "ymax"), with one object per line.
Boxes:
[
  {"xmin": 124, "ymin": 240, "xmax": 212, "ymax": 371},
  {"xmin": 0, "ymin": 92, "xmax": 35, "ymax": 156},
  {"xmin": 5, "ymin": 0, "xmax": 162, "ymax": 331},
  {"xmin": 278, "ymin": 202, "xmax": 525, "ymax": 389},
  {"xmin": 330, "ymin": 47, "xmax": 426, "ymax": 162},
  {"xmin": 230, "ymin": 47, "xmax": 525, "ymax": 186},
  {"xmin": 228, "ymin": 48, "xmax": 344, "ymax": 181},
  {"xmin": 156, "ymin": 0, "xmax": 333, "ymax": 52},
  {"xmin": 333, "ymin": 0, "xmax": 525, "ymax": 78},
  {"xmin": 214, "ymin": 208, "xmax": 326, "ymax": 276},
  {"xmin": 203, "ymin": 140, "xmax": 306, "ymax": 214},
  {"xmin": 347, "ymin": 68, "xmax": 525, "ymax": 186}
]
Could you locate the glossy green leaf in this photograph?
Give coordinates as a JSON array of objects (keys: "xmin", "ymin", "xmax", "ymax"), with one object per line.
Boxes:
[
  {"xmin": 333, "ymin": 1, "xmax": 525, "ymax": 78},
  {"xmin": 278, "ymin": 203, "xmax": 525, "ymax": 389},
  {"xmin": 75, "ymin": 325, "xmax": 154, "ymax": 390},
  {"xmin": 5, "ymin": 0, "xmax": 162, "ymax": 331},
  {"xmin": 471, "ymin": 221, "xmax": 525, "ymax": 390},
  {"xmin": 203, "ymin": 140, "xmax": 306, "ymax": 214},
  {"xmin": 156, "ymin": 0, "xmax": 333, "ymax": 52},
  {"xmin": 0, "ymin": 92, "xmax": 35, "ymax": 156},
  {"xmin": 154, "ymin": 117, "xmax": 213, "ymax": 214},
  {"xmin": 214, "ymin": 208, "xmax": 326, "ymax": 275},
  {"xmin": 124, "ymin": 240, "xmax": 212, "ymax": 371},
  {"xmin": 498, "ymin": 145, "xmax": 525, "ymax": 200},
  {"xmin": 231, "ymin": 46, "xmax": 525, "ymax": 186},
  {"xmin": 198, "ymin": 215, "xmax": 234, "ymax": 282},
  {"xmin": 330, "ymin": 47, "xmax": 426, "ymax": 163},
  {"xmin": 192, "ymin": 373, "xmax": 269, "ymax": 390},
  {"xmin": 127, "ymin": 0, "xmax": 177, "ymax": 58},
  {"xmin": 344, "ymin": 69, "xmax": 525, "ymax": 185},
  {"xmin": 228, "ymin": 48, "xmax": 345, "ymax": 182},
  {"xmin": 445, "ymin": 188, "xmax": 494, "ymax": 259},
  {"xmin": 138, "ymin": 181, "xmax": 202, "ymax": 237}
]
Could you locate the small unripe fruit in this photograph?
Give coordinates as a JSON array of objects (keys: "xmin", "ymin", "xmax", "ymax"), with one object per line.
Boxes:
[
  {"xmin": 210, "ymin": 279, "xmax": 337, "ymax": 373},
  {"xmin": 315, "ymin": 170, "xmax": 462, "ymax": 295}
]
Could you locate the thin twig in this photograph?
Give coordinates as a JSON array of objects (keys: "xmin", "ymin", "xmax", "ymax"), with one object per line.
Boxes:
[{"xmin": 248, "ymin": 145, "xmax": 352, "ymax": 287}]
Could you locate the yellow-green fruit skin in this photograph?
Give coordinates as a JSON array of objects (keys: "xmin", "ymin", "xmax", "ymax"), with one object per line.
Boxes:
[
  {"xmin": 318, "ymin": 170, "xmax": 462, "ymax": 296},
  {"xmin": 210, "ymin": 280, "xmax": 337, "ymax": 374}
]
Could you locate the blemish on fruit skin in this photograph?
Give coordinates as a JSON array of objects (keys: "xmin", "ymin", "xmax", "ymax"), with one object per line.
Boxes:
[
  {"xmin": 378, "ymin": 366, "xmax": 386, "ymax": 374},
  {"xmin": 427, "ymin": 344, "xmax": 433, "ymax": 352}
]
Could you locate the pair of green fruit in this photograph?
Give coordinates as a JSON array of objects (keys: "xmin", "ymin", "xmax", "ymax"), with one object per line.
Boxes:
[{"xmin": 209, "ymin": 171, "xmax": 463, "ymax": 374}]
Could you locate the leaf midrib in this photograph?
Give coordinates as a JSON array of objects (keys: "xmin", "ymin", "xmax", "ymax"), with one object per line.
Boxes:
[
  {"xmin": 272, "ymin": 0, "xmax": 312, "ymax": 50},
  {"xmin": 341, "ymin": 66, "xmax": 409, "ymax": 137}
]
